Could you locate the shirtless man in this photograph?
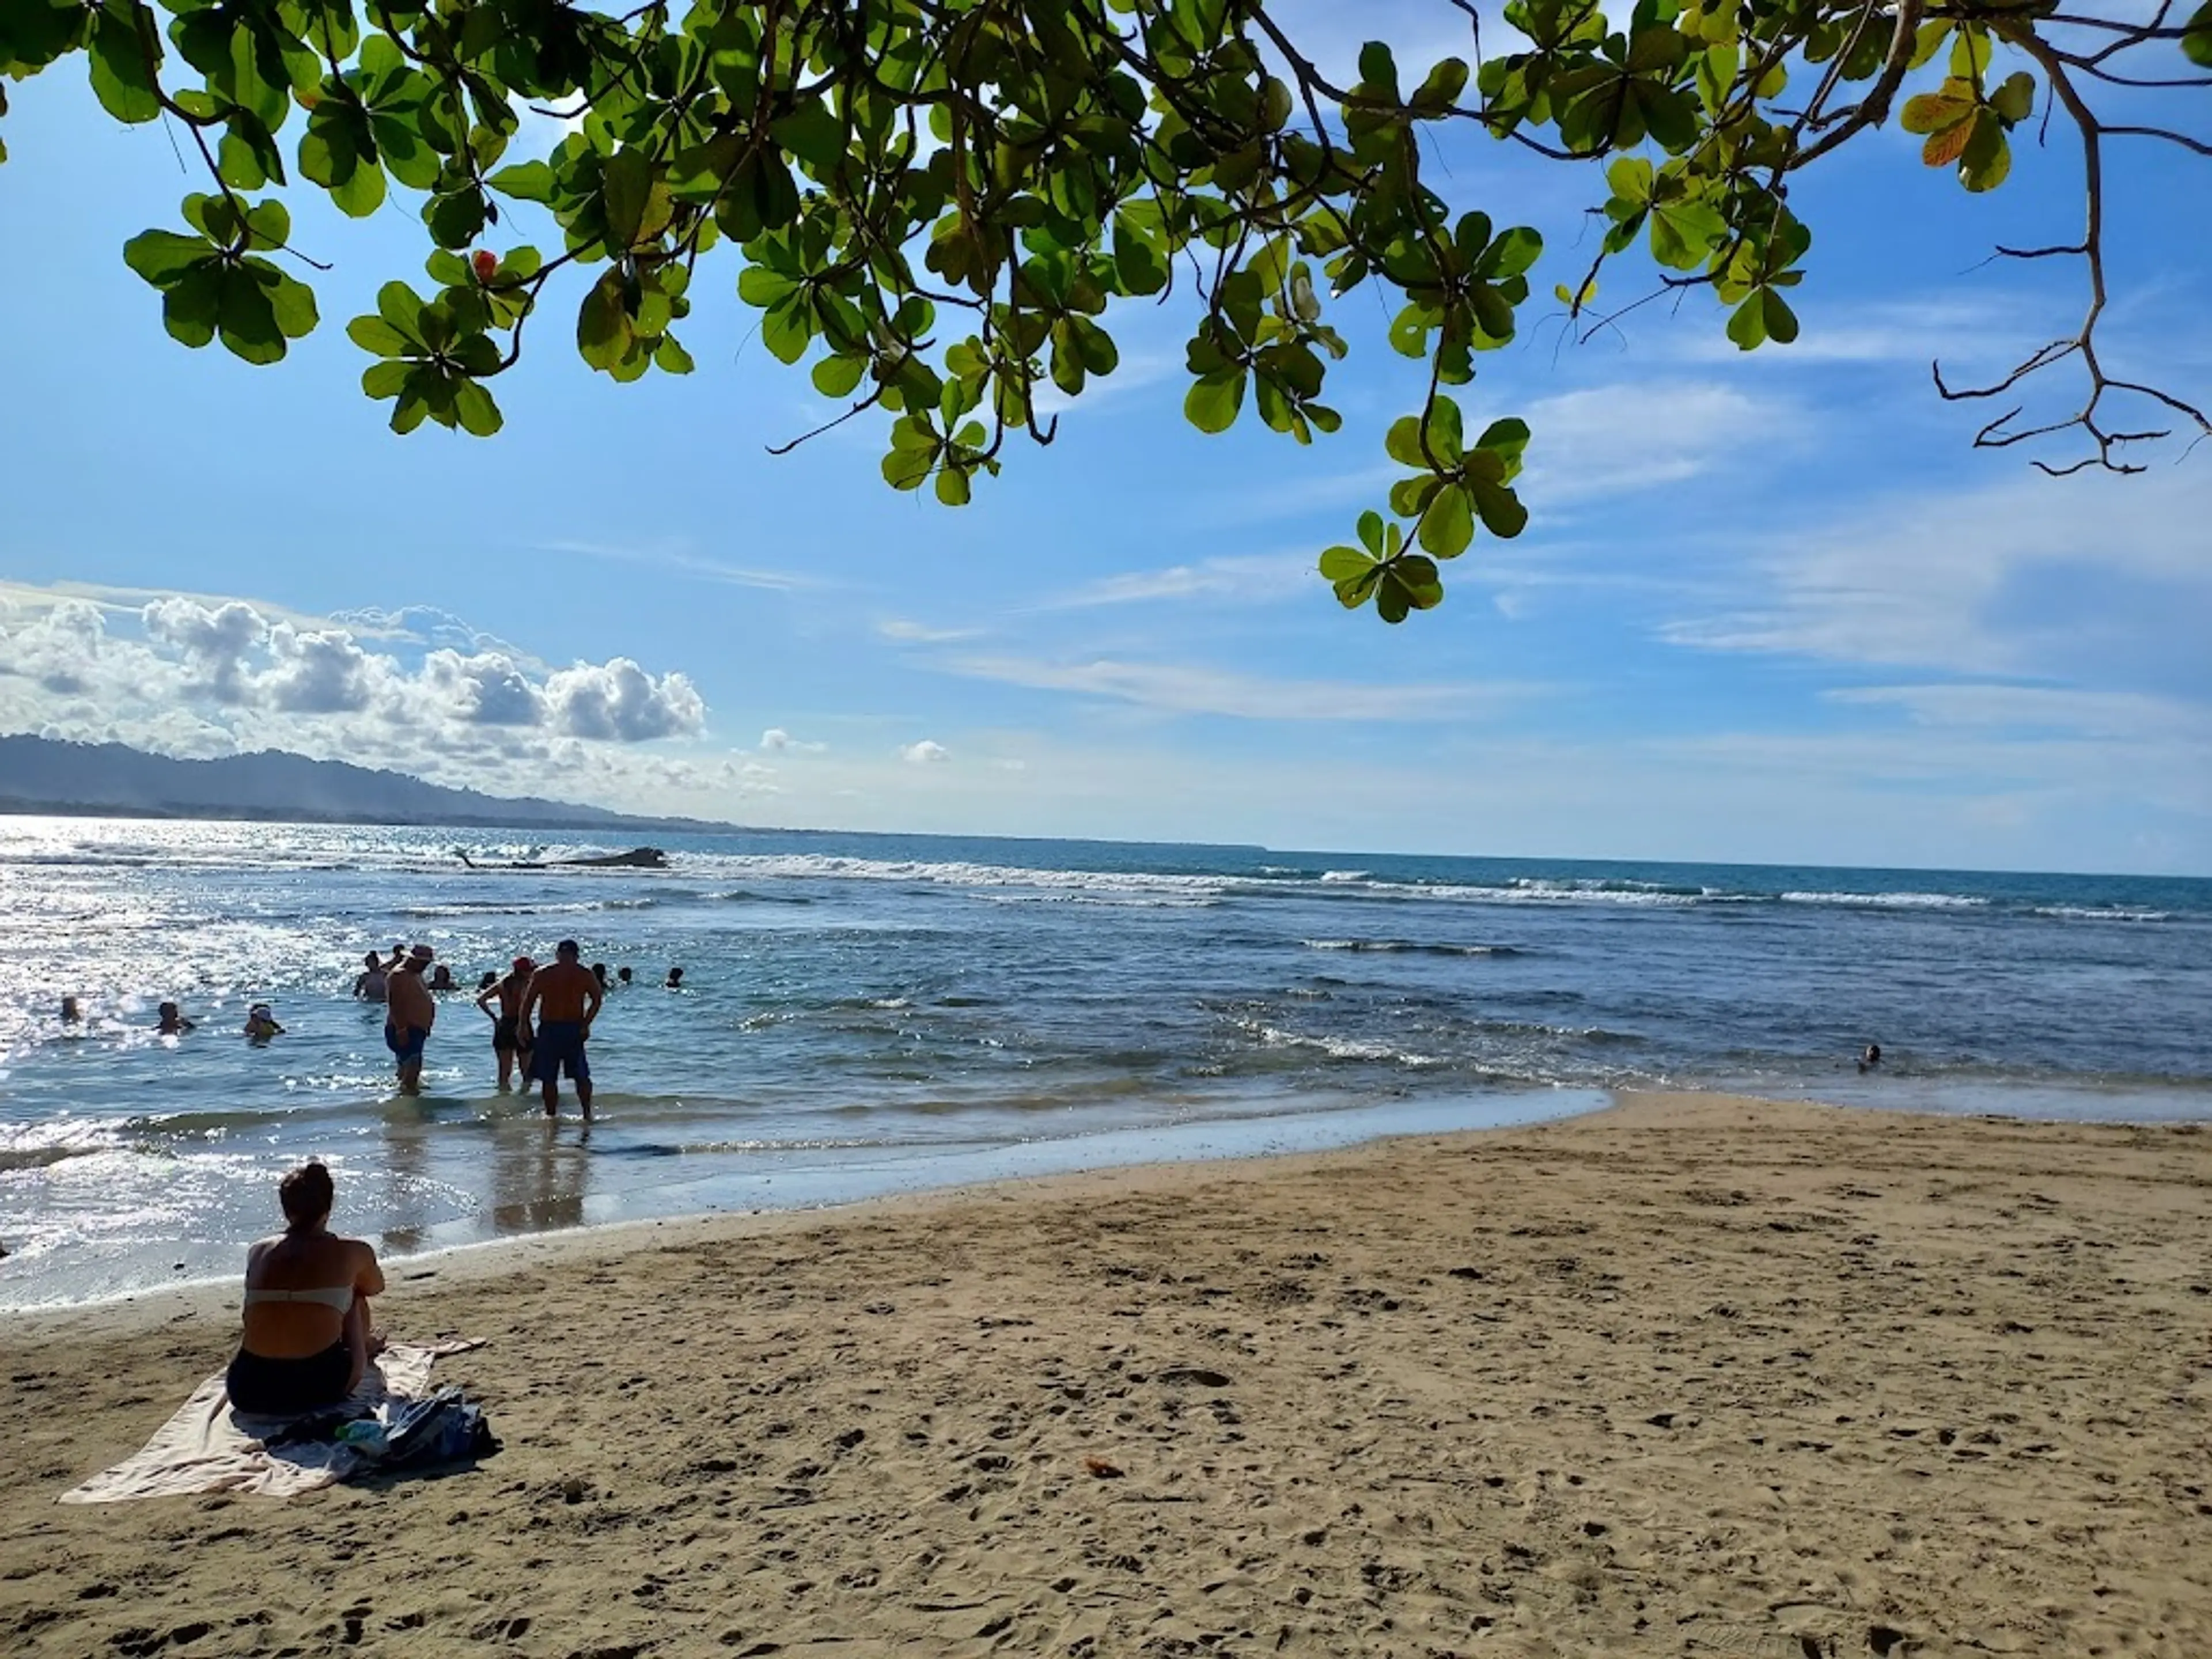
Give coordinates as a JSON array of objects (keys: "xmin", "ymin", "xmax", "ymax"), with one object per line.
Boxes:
[
  {"xmin": 521, "ymin": 938, "xmax": 604, "ymax": 1121},
  {"xmin": 476, "ymin": 955, "xmax": 537, "ymax": 1090},
  {"xmin": 384, "ymin": 944, "xmax": 437, "ymax": 1094},
  {"xmin": 353, "ymin": 951, "xmax": 388, "ymax": 1002}
]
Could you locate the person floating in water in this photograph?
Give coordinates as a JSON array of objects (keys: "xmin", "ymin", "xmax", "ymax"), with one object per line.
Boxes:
[
  {"xmin": 156, "ymin": 1001, "xmax": 196, "ymax": 1035},
  {"xmin": 60, "ymin": 995, "xmax": 82, "ymax": 1024},
  {"xmin": 522, "ymin": 939, "xmax": 603, "ymax": 1122},
  {"xmin": 428, "ymin": 963, "xmax": 457, "ymax": 993},
  {"xmin": 1858, "ymin": 1042, "xmax": 1883, "ymax": 1074},
  {"xmin": 592, "ymin": 961, "xmax": 611, "ymax": 990},
  {"xmin": 476, "ymin": 971, "xmax": 498, "ymax": 993},
  {"xmin": 385, "ymin": 945, "xmax": 437, "ymax": 1094},
  {"xmin": 478, "ymin": 955, "xmax": 537, "ymax": 1092},
  {"xmin": 244, "ymin": 1003, "xmax": 285, "ymax": 1043},
  {"xmin": 353, "ymin": 951, "xmax": 389, "ymax": 1003},
  {"xmin": 616, "ymin": 967, "xmax": 633, "ymax": 987},
  {"xmin": 664, "ymin": 966, "xmax": 685, "ymax": 990}
]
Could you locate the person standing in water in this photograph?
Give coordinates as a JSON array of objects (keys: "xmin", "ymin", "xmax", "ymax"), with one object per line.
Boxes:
[
  {"xmin": 385, "ymin": 945, "xmax": 437, "ymax": 1094},
  {"xmin": 477, "ymin": 955, "xmax": 537, "ymax": 1091},
  {"xmin": 521, "ymin": 939, "xmax": 603, "ymax": 1122}
]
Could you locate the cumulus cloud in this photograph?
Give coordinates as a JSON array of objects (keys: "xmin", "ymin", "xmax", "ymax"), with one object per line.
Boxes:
[
  {"xmin": 0, "ymin": 588, "xmax": 719, "ymax": 815},
  {"xmin": 901, "ymin": 739, "xmax": 950, "ymax": 764},
  {"xmin": 260, "ymin": 626, "xmax": 380, "ymax": 714},
  {"xmin": 545, "ymin": 658, "xmax": 706, "ymax": 743},
  {"xmin": 142, "ymin": 597, "xmax": 264, "ymax": 703},
  {"xmin": 759, "ymin": 726, "xmax": 827, "ymax": 753},
  {"xmin": 0, "ymin": 599, "xmax": 107, "ymax": 694},
  {"xmin": 425, "ymin": 649, "xmax": 547, "ymax": 727}
]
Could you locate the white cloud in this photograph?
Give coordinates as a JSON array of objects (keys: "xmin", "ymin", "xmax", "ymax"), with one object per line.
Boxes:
[
  {"xmin": 944, "ymin": 654, "xmax": 1532, "ymax": 722},
  {"xmin": 877, "ymin": 619, "xmax": 982, "ymax": 644},
  {"xmin": 1662, "ymin": 465, "xmax": 2212, "ymax": 680},
  {"xmin": 142, "ymin": 597, "xmax": 264, "ymax": 704},
  {"xmin": 544, "ymin": 658, "xmax": 707, "ymax": 742},
  {"xmin": 901, "ymin": 739, "xmax": 950, "ymax": 764},
  {"xmin": 260, "ymin": 625, "xmax": 382, "ymax": 714},
  {"xmin": 1518, "ymin": 381, "xmax": 1797, "ymax": 506},
  {"xmin": 759, "ymin": 726, "xmax": 827, "ymax": 753},
  {"xmin": 424, "ymin": 649, "xmax": 548, "ymax": 727},
  {"xmin": 0, "ymin": 586, "xmax": 720, "ymax": 815},
  {"xmin": 1038, "ymin": 552, "xmax": 1314, "ymax": 611},
  {"xmin": 543, "ymin": 539, "xmax": 819, "ymax": 593}
]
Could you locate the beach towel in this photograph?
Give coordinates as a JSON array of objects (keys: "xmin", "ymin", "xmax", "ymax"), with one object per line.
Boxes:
[{"xmin": 59, "ymin": 1339, "xmax": 483, "ymax": 1505}]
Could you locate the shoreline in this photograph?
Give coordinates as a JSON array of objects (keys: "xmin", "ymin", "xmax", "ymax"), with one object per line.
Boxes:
[
  {"xmin": 5, "ymin": 1088, "xmax": 2208, "ymax": 1657},
  {"xmin": 6, "ymin": 1077, "xmax": 2206, "ymax": 1333}
]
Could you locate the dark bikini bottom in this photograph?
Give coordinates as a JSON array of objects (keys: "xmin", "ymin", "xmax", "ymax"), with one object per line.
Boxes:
[{"xmin": 226, "ymin": 1339, "xmax": 354, "ymax": 1416}]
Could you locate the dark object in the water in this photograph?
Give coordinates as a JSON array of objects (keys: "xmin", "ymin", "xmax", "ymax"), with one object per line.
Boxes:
[{"xmin": 459, "ymin": 846, "xmax": 667, "ymax": 871}]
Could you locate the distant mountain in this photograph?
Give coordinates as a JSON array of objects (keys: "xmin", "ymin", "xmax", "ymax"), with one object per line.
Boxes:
[{"xmin": 0, "ymin": 735, "xmax": 734, "ymax": 834}]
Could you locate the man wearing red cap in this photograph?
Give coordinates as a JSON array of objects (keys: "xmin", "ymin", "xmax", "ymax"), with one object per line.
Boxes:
[{"xmin": 476, "ymin": 955, "xmax": 538, "ymax": 1091}]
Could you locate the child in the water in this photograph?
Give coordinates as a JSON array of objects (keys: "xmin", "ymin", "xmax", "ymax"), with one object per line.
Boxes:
[{"xmin": 244, "ymin": 1002, "xmax": 285, "ymax": 1042}]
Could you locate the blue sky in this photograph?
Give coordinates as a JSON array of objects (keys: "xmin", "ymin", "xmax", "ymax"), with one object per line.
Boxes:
[{"xmin": 2, "ymin": 2, "xmax": 2207, "ymax": 873}]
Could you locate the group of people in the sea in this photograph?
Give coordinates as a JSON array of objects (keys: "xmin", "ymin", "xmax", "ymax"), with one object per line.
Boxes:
[
  {"xmin": 59, "ymin": 942, "xmax": 689, "ymax": 1123},
  {"xmin": 349, "ymin": 940, "xmax": 685, "ymax": 1119}
]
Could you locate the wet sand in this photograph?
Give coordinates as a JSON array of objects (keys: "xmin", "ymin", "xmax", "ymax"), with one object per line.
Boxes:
[{"xmin": 3, "ymin": 1091, "xmax": 2209, "ymax": 1657}]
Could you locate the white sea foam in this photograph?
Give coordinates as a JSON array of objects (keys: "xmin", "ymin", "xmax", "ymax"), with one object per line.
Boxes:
[
  {"xmin": 2031, "ymin": 905, "xmax": 2171, "ymax": 923},
  {"xmin": 1779, "ymin": 891, "xmax": 1990, "ymax": 910}
]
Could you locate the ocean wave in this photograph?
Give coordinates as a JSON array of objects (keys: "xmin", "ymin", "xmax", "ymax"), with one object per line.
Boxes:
[
  {"xmin": 1247, "ymin": 1024, "xmax": 1445, "ymax": 1067},
  {"xmin": 400, "ymin": 897, "xmax": 657, "ymax": 918},
  {"xmin": 1779, "ymin": 891, "xmax": 1990, "ymax": 911},
  {"xmin": 1300, "ymin": 938, "xmax": 1524, "ymax": 957},
  {"xmin": 1320, "ymin": 869, "xmax": 1371, "ymax": 882},
  {"xmin": 706, "ymin": 889, "xmax": 815, "ymax": 905},
  {"xmin": 2029, "ymin": 905, "xmax": 2172, "ymax": 923}
]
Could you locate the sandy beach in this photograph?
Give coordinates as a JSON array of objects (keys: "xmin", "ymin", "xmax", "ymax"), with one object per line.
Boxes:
[{"xmin": 3, "ymin": 1091, "xmax": 2209, "ymax": 1657}]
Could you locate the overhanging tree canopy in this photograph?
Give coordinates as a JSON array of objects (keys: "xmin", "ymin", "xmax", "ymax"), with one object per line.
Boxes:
[{"xmin": 3, "ymin": 0, "xmax": 2206, "ymax": 620}]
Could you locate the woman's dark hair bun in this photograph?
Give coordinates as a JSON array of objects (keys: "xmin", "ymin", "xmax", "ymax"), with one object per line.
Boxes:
[{"xmin": 278, "ymin": 1160, "xmax": 335, "ymax": 1226}]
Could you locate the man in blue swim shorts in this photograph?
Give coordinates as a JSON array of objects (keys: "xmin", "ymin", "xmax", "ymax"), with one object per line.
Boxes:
[
  {"xmin": 384, "ymin": 944, "xmax": 437, "ymax": 1094},
  {"xmin": 521, "ymin": 938, "xmax": 604, "ymax": 1122}
]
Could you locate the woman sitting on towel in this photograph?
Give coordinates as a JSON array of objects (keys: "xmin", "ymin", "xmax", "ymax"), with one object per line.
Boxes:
[{"xmin": 226, "ymin": 1161, "xmax": 386, "ymax": 1415}]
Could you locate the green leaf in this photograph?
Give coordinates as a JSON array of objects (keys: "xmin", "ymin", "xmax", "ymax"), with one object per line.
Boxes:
[
  {"xmin": 1990, "ymin": 72, "xmax": 2035, "ymax": 127},
  {"xmin": 216, "ymin": 267, "xmax": 285, "ymax": 363},
  {"xmin": 813, "ymin": 354, "xmax": 868, "ymax": 397},
  {"xmin": 1184, "ymin": 368, "xmax": 1245, "ymax": 434},
  {"xmin": 601, "ymin": 148, "xmax": 652, "ymax": 249},
  {"xmin": 654, "ymin": 336, "xmax": 696, "ymax": 376},
  {"xmin": 488, "ymin": 161, "xmax": 556, "ymax": 203},
  {"xmin": 1959, "ymin": 109, "xmax": 2011, "ymax": 192},
  {"xmin": 1726, "ymin": 293, "xmax": 1767, "ymax": 351},
  {"xmin": 123, "ymin": 229, "xmax": 214, "ymax": 289},
  {"xmin": 1419, "ymin": 484, "xmax": 1473, "ymax": 558},
  {"xmin": 262, "ymin": 268, "xmax": 319, "ymax": 339},
  {"xmin": 361, "ymin": 359, "xmax": 410, "ymax": 399},
  {"xmin": 453, "ymin": 378, "xmax": 502, "ymax": 436},
  {"xmin": 2187, "ymin": 1, "xmax": 2212, "ymax": 66},
  {"xmin": 376, "ymin": 281, "xmax": 426, "ymax": 340},
  {"xmin": 162, "ymin": 264, "xmax": 224, "ymax": 348},
  {"xmin": 88, "ymin": 6, "xmax": 162, "ymax": 125},
  {"xmin": 1319, "ymin": 546, "xmax": 1374, "ymax": 584},
  {"xmin": 347, "ymin": 316, "xmax": 415, "ymax": 357},
  {"xmin": 934, "ymin": 465, "xmax": 971, "ymax": 506},
  {"xmin": 1477, "ymin": 226, "xmax": 1543, "ymax": 281},
  {"xmin": 771, "ymin": 99, "xmax": 846, "ymax": 171},
  {"xmin": 577, "ymin": 271, "xmax": 632, "ymax": 371}
]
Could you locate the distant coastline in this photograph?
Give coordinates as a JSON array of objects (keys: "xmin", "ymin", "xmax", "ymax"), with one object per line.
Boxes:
[
  {"xmin": 0, "ymin": 733, "xmax": 735, "ymax": 837},
  {"xmin": 0, "ymin": 797, "xmax": 730, "ymax": 835}
]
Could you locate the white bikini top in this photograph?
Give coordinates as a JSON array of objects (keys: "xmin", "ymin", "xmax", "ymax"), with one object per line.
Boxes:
[{"xmin": 243, "ymin": 1285, "xmax": 356, "ymax": 1312}]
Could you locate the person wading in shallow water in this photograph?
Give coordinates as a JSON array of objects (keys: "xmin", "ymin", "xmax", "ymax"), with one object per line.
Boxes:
[
  {"xmin": 521, "ymin": 939, "xmax": 604, "ymax": 1122},
  {"xmin": 477, "ymin": 956, "xmax": 537, "ymax": 1092},
  {"xmin": 385, "ymin": 945, "xmax": 437, "ymax": 1094}
]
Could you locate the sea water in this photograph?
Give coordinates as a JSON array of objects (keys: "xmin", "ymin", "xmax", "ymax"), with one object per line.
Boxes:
[{"xmin": 1, "ymin": 816, "xmax": 2206, "ymax": 1309}]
